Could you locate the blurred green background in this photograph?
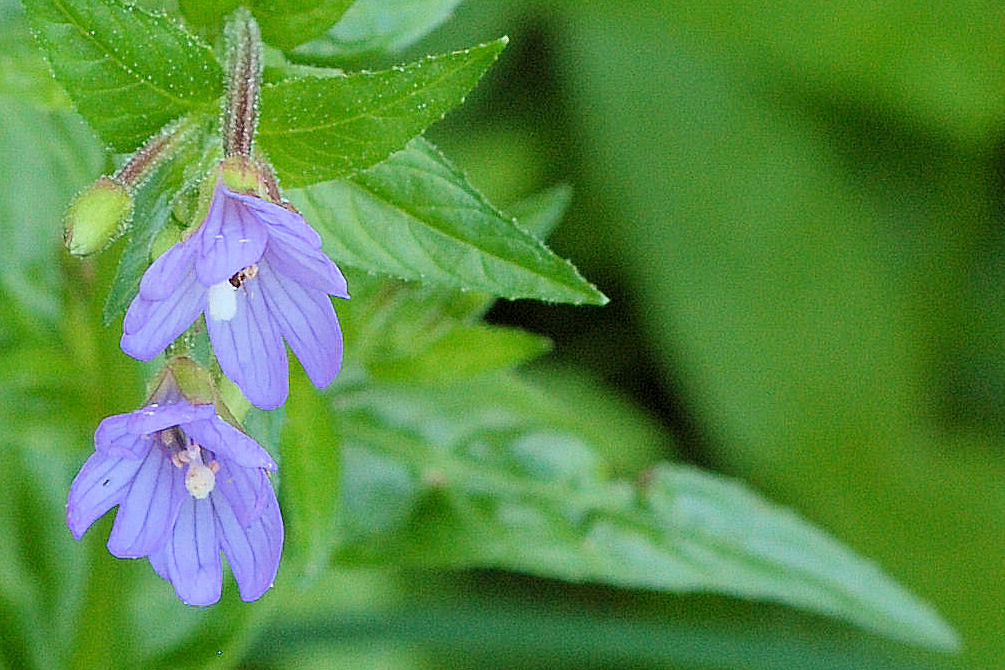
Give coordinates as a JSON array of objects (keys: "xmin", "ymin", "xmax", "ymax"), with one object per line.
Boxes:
[{"xmin": 1, "ymin": 0, "xmax": 1003, "ymax": 668}]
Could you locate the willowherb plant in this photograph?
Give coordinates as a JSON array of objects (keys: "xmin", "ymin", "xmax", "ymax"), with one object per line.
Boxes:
[{"xmin": 20, "ymin": 0, "xmax": 959, "ymax": 659}]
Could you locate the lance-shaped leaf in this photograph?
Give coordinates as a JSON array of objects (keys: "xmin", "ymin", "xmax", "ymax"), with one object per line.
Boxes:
[
  {"xmin": 289, "ymin": 139, "xmax": 606, "ymax": 304},
  {"xmin": 257, "ymin": 39, "xmax": 507, "ymax": 187},
  {"xmin": 289, "ymin": 0, "xmax": 465, "ymax": 64},
  {"xmin": 22, "ymin": 0, "xmax": 223, "ymax": 151},
  {"xmin": 334, "ymin": 375, "xmax": 960, "ymax": 651}
]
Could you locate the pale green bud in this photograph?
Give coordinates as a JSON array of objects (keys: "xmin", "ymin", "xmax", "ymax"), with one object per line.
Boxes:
[{"xmin": 63, "ymin": 177, "xmax": 132, "ymax": 256}]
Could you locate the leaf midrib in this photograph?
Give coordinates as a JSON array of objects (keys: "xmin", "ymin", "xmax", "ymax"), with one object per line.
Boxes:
[{"xmin": 347, "ymin": 409, "xmax": 923, "ymax": 638}]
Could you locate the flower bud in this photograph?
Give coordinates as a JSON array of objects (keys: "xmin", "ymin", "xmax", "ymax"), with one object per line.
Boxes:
[{"xmin": 63, "ymin": 177, "xmax": 132, "ymax": 256}]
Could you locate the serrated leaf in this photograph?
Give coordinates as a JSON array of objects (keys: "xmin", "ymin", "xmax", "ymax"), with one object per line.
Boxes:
[
  {"xmin": 289, "ymin": 138, "xmax": 606, "ymax": 304},
  {"xmin": 370, "ymin": 324, "xmax": 552, "ymax": 383},
  {"xmin": 258, "ymin": 39, "xmax": 507, "ymax": 186},
  {"xmin": 23, "ymin": 0, "xmax": 223, "ymax": 151},
  {"xmin": 251, "ymin": 0, "xmax": 353, "ymax": 50},
  {"xmin": 333, "ymin": 375, "xmax": 959, "ymax": 651},
  {"xmin": 289, "ymin": 0, "xmax": 464, "ymax": 64}
]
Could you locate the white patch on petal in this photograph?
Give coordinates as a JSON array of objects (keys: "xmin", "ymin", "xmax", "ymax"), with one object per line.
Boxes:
[
  {"xmin": 185, "ymin": 463, "xmax": 216, "ymax": 499},
  {"xmin": 207, "ymin": 281, "xmax": 238, "ymax": 321}
]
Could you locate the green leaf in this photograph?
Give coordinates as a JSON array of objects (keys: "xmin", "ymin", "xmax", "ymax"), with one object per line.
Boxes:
[
  {"xmin": 289, "ymin": 139, "xmax": 606, "ymax": 304},
  {"xmin": 23, "ymin": 0, "xmax": 223, "ymax": 151},
  {"xmin": 281, "ymin": 371, "xmax": 341, "ymax": 580},
  {"xmin": 333, "ymin": 375, "xmax": 959, "ymax": 650},
  {"xmin": 257, "ymin": 39, "xmax": 507, "ymax": 186},
  {"xmin": 0, "ymin": 99, "xmax": 103, "ymax": 321},
  {"xmin": 289, "ymin": 0, "xmax": 464, "ymax": 64},
  {"xmin": 560, "ymin": 13, "xmax": 997, "ymax": 664},
  {"xmin": 370, "ymin": 324, "xmax": 552, "ymax": 383},
  {"xmin": 252, "ymin": 593, "xmax": 954, "ymax": 670},
  {"xmin": 0, "ymin": 5, "xmax": 70, "ymax": 109},
  {"xmin": 251, "ymin": 0, "xmax": 353, "ymax": 50},
  {"xmin": 644, "ymin": 0, "xmax": 1005, "ymax": 143},
  {"xmin": 176, "ymin": 0, "xmax": 238, "ymax": 31}
]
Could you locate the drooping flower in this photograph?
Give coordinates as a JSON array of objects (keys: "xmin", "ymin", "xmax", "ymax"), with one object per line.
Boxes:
[
  {"xmin": 120, "ymin": 180, "xmax": 348, "ymax": 409},
  {"xmin": 67, "ymin": 395, "xmax": 283, "ymax": 606}
]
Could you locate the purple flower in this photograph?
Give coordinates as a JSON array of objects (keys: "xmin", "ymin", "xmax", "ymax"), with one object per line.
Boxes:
[
  {"xmin": 67, "ymin": 398, "xmax": 283, "ymax": 606},
  {"xmin": 120, "ymin": 181, "xmax": 349, "ymax": 409}
]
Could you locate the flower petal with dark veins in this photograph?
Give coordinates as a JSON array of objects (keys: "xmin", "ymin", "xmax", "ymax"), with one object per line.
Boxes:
[
  {"xmin": 205, "ymin": 276, "xmax": 289, "ymax": 410},
  {"xmin": 107, "ymin": 446, "xmax": 187, "ymax": 558},
  {"xmin": 259, "ymin": 259, "xmax": 342, "ymax": 389}
]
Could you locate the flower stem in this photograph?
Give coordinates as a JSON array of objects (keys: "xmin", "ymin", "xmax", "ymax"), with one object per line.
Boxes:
[{"xmin": 114, "ymin": 116, "xmax": 200, "ymax": 189}]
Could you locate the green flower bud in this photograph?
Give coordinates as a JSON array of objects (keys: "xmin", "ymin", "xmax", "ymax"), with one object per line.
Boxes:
[{"xmin": 63, "ymin": 176, "xmax": 132, "ymax": 256}]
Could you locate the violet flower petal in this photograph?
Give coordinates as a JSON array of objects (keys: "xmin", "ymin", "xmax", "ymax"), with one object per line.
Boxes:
[
  {"xmin": 181, "ymin": 417, "xmax": 277, "ymax": 470},
  {"xmin": 149, "ymin": 496, "xmax": 222, "ymax": 606},
  {"xmin": 66, "ymin": 451, "xmax": 143, "ymax": 540},
  {"xmin": 206, "ymin": 278, "xmax": 289, "ymax": 410},
  {"xmin": 264, "ymin": 232, "xmax": 349, "ymax": 298},
  {"xmin": 259, "ymin": 259, "xmax": 342, "ymax": 390},
  {"xmin": 228, "ymin": 190, "xmax": 323, "ymax": 249},
  {"xmin": 116, "ymin": 401, "xmax": 217, "ymax": 441},
  {"xmin": 107, "ymin": 447, "xmax": 187, "ymax": 558},
  {"xmin": 213, "ymin": 458, "xmax": 269, "ymax": 527},
  {"xmin": 139, "ymin": 242, "xmax": 197, "ymax": 301},
  {"xmin": 121, "ymin": 271, "xmax": 206, "ymax": 360},
  {"xmin": 196, "ymin": 184, "xmax": 269, "ymax": 287},
  {"xmin": 213, "ymin": 482, "xmax": 283, "ymax": 602},
  {"xmin": 93, "ymin": 415, "xmax": 153, "ymax": 460}
]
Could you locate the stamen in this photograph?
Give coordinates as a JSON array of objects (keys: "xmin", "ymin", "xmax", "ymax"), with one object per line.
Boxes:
[{"xmin": 182, "ymin": 442, "xmax": 216, "ymax": 499}]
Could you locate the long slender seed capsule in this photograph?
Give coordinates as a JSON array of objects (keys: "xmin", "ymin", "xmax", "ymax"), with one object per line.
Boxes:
[{"xmin": 223, "ymin": 8, "xmax": 263, "ymax": 158}]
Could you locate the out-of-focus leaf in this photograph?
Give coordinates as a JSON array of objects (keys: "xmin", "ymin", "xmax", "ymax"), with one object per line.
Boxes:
[
  {"xmin": 0, "ymin": 448, "xmax": 88, "ymax": 670},
  {"xmin": 289, "ymin": 0, "xmax": 464, "ymax": 64},
  {"xmin": 252, "ymin": 591, "xmax": 955, "ymax": 670},
  {"xmin": 290, "ymin": 139, "xmax": 605, "ymax": 304},
  {"xmin": 506, "ymin": 183, "xmax": 573, "ymax": 240},
  {"xmin": 559, "ymin": 8, "xmax": 995, "ymax": 664},
  {"xmin": 333, "ymin": 375, "xmax": 959, "ymax": 650},
  {"xmin": 0, "ymin": 98, "xmax": 103, "ymax": 320},
  {"xmin": 370, "ymin": 323, "xmax": 551, "ymax": 383},
  {"xmin": 257, "ymin": 40, "xmax": 507, "ymax": 186},
  {"xmin": 0, "ymin": 5, "xmax": 69, "ymax": 108},
  {"xmin": 23, "ymin": 0, "xmax": 222, "ymax": 151},
  {"xmin": 281, "ymin": 371, "xmax": 341, "ymax": 579},
  {"xmin": 638, "ymin": 0, "xmax": 1005, "ymax": 142}
]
